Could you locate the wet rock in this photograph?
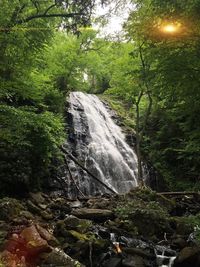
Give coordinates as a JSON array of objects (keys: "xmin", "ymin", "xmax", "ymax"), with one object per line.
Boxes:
[
  {"xmin": 173, "ymin": 246, "xmax": 200, "ymax": 267},
  {"xmin": 102, "ymin": 257, "xmax": 122, "ymax": 267},
  {"xmin": 171, "ymin": 236, "xmax": 187, "ymax": 249},
  {"xmin": 123, "ymin": 248, "xmax": 155, "ymax": 260},
  {"xmin": 41, "ymin": 247, "xmax": 85, "ymax": 267},
  {"xmin": 122, "ymin": 255, "xmax": 145, "ymax": 267},
  {"xmin": 64, "ymin": 215, "xmax": 92, "ymax": 233},
  {"xmin": 0, "ymin": 198, "xmax": 25, "ymax": 221},
  {"xmin": 72, "ymin": 208, "xmax": 114, "ymax": 221}
]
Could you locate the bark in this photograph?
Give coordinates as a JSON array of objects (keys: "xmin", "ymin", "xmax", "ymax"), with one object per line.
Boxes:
[{"xmin": 135, "ymin": 91, "xmax": 144, "ymax": 185}]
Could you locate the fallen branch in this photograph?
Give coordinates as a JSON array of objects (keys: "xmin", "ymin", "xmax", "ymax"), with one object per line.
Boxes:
[
  {"xmin": 63, "ymin": 154, "xmax": 86, "ymax": 198},
  {"xmin": 61, "ymin": 146, "xmax": 117, "ymax": 195},
  {"xmin": 157, "ymin": 191, "xmax": 200, "ymax": 196}
]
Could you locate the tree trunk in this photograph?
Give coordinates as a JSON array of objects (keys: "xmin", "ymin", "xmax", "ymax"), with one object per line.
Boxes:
[{"xmin": 135, "ymin": 101, "xmax": 143, "ymax": 186}]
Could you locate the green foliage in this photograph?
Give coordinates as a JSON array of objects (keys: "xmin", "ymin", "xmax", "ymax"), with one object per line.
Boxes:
[
  {"xmin": 100, "ymin": 0, "xmax": 200, "ymax": 190},
  {"xmin": 115, "ymin": 198, "xmax": 169, "ymax": 237},
  {"xmin": 0, "ymin": 1, "xmax": 103, "ymax": 195},
  {"xmin": 0, "ymin": 105, "xmax": 64, "ymax": 193}
]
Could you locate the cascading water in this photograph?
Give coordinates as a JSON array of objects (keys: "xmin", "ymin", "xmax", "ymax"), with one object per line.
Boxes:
[{"xmin": 65, "ymin": 92, "xmax": 138, "ymax": 197}]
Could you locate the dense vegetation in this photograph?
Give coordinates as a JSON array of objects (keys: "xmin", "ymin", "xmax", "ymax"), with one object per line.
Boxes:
[{"xmin": 1, "ymin": 0, "xmax": 200, "ymax": 195}]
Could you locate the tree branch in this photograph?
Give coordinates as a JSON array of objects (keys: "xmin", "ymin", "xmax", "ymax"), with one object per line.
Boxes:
[
  {"xmin": 16, "ymin": 12, "xmax": 83, "ymax": 24},
  {"xmin": 43, "ymin": 4, "xmax": 57, "ymax": 15},
  {"xmin": 61, "ymin": 146, "xmax": 117, "ymax": 195}
]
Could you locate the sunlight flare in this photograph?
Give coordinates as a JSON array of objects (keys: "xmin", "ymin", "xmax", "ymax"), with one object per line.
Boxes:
[{"xmin": 161, "ymin": 23, "xmax": 181, "ymax": 34}]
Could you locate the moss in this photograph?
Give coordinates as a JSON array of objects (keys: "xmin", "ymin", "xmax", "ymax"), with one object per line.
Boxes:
[
  {"xmin": 0, "ymin": 198, "xmax": 25, "ymax": 221},
  {"xmin": 114, "ymin": 196, "xmax": 171, "ymax": 238},
  {"xmin": 100, "ymin": 95, "xmax": 135, "ymax": 129}
]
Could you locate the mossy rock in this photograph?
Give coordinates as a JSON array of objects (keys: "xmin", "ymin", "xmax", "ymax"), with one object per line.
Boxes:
[
  {"xmin": 170, "ymin": 216, "xmax": 195, "ymax": 236},
  {"xmin": 115, "ymin": 199, "xmax": 170, "ymax": 238},
  {"xmin": 0, "ymin": 198, "xmax": 25, "ymax": 221},
  {"xmin": 64, "ymin": 215, "xmax": 92, "ymax": 233}
]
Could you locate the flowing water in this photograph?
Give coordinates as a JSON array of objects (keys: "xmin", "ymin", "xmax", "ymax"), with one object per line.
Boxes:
[{"xmin": 66, "ymin": 92, "xmax": 138, "ymax": 197}]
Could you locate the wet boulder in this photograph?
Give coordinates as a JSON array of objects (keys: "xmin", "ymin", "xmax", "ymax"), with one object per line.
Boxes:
[{"xmin": 173, "ymin": 246, "xmax": 200, "ymax": 267}]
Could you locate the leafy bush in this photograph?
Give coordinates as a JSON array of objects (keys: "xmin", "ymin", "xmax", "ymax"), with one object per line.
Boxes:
[{"xmin": 0, "ymin": 105, "xmax": 65, "ymax": 195}]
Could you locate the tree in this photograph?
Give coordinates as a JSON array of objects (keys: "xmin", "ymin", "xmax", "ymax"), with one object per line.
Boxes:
[
  {"xmin": 0, "ymin": 0, "xmax": 110, "ymax": 195},
  {"xmin": 124, "ymin": 0, "xmax": 200, "ymax": 190}
]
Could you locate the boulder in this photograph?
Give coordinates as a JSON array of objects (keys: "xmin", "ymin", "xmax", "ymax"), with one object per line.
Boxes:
[
  {"xmin": 102, "ymin": 257, "xmax": 122, "ymax": 267},
  {"xmin": 0, "ymin": 198, "xmax": 25, "ymax": 221},
  {"xmin": 173, "ymin": 246, "xmax": 200, "ymax": 267},
  {"xmin": 20, "ymin": 225, "xmax": 51, "ymax": 255},
  {"xmin": 72, "ymin": 208, "xmax": 114, "ymax": 221},
  {"xmin": 36, "ymin": 224, "xmax": 59, "ymax": 246},
  {"xmin": 40, "ymin": 247, "xmax": 85, "ymax": 267},
  {"xmin": 122, "ymin": 255, "xmax": 145, "ymax": 267},
  {"xmin": 87, "ymin": 198, "xmax": 111, "ymax": 209},
  {"xmin": 29, "ymin": 192, "xmax": 46, "ymax": 205},
  {"xmin": 123, "ymin": 248, "xmax": 155, "ymax": 260},
  {"xmin": 64, "ymin": 215, "xmax": 92, "ymax": 233}
]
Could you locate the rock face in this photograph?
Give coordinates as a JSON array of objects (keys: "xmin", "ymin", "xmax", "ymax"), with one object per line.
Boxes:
[{"xmin": 64, "ymin": 92, "xmax": 138, "ymax": 198}]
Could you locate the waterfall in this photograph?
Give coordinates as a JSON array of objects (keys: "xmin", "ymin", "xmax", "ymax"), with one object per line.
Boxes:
[{"xmin": 65, "ymin": 92, "xmax": 138, "ymax": 197}]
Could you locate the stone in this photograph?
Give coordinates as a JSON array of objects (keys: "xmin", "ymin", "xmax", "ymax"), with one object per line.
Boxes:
[
  {"xmin": 173, "ymin": 246, "xmax": 200, "ymax": 267},
  {"xmin": 87, "ymin": 198, "xmax": 110, "ymax": 209},
  {"xmin": 41, "ymin": 211, "xmax": 54, "ymax": 220},
  {"xmin": 171, "ymin": 237, "xmax": 187, "ymax": 249},
  {"xmin": 29, "ymin": 192, "xmax": 45, "ymax": 205},
  {"xmin": 20, "ymin": 225, "xmax": 50, "ymax": 254},
  {"xmin": 35, "ymin": 224, "xmax": 58, "ymax": 246},
  {"xmin": 69, "ymin": 200, "xmax": 82, "ymax": 208},
  {"xmin": 38, "ymin": 204, "xmax": 48, "ymax": 210},
  {"xmin": 123, "ymin": 248, "xmax": 155, "ymax": 260},
  {"xmin": 20, "ymin": 210, "xmax": 34, "ymax": 220},
  {"xmin": 0, "ymin": 250, "xmax": 26, "ymax": 267},
  {"xmin": 40, "ymin": 247, "xmax": 85, "ymax": 267},
  {"xmin": 122, "ymin": 255, "xmax": 145, "ymax": 267},
  {"xmin": 102, "ymin": 257, "xmax": 122, "ymax": 267},
  {"xmin": 0, "ymin": 198, "xmax": 25, "ymax": 221},
  {"xmin": 64, "ymin": 215, "xmax": 92, "ymax": 233},
  {"xmin": 27, "ymin": 200, "xmax": 42, "ymax": 214},
  {"xmin": 72, "ymin": 208, "xmax": 114, "ymax": 221}
]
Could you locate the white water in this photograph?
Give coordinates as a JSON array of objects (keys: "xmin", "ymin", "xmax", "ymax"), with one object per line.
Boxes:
[{"xmin": 68, "ymin": 92, "xmax": 138, "ymax": 195}]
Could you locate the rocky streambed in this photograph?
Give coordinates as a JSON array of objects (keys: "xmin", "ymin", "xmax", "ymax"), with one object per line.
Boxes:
[{"xmin": 0, "ymin": 188, "xmax": 200, "ymax": 267}]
